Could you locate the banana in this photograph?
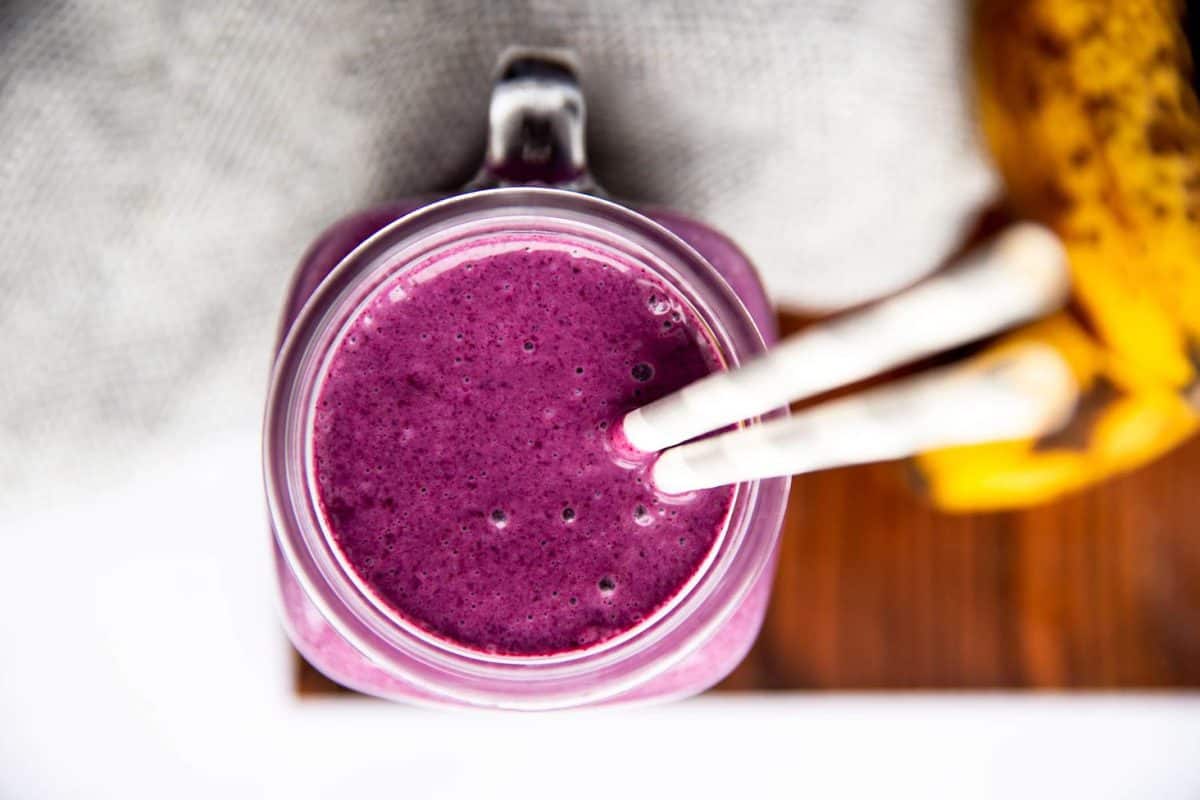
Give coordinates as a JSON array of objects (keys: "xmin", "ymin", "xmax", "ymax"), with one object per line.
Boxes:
[
  {"xmin": 915, "ymin": 313, "xmax": 1196, "ymax": 510},
  {"xmin": 912, "ymin": 0, "xmax": 1200, "ymax": 511}
]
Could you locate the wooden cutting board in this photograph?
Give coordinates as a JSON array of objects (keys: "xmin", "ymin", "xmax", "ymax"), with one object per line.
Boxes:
[
  {"xmin": 295, "ymin": 309, "xmax": 1200, "ymax": 695},
  {"xmin": 720, "ymin": 402, "xmax": 1200, "ymax": 690}
]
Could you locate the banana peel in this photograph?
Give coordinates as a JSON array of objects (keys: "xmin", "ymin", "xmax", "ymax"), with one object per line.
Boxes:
[
  {"xmin": 915, "ymin": 314, "xmax": 1197, "ymax": 510},
  {"xmin": 913, "ymin": 0, "xmax": 1200, "ymax": 511}
]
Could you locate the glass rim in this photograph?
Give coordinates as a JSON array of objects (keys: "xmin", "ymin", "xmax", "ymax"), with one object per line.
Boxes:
[{"xmin": 263, "ymin": 188, "xmax": 789, "ymax": 709}]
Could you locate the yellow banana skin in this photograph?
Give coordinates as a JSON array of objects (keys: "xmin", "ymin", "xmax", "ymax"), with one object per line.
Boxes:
[
  {"xmin": 916, "ymin": 314, "xmax": 1197, "ymax": 511},
  {"xmin": 914, "ymin": 0, "xmax": 1200, "ymax": 511}
]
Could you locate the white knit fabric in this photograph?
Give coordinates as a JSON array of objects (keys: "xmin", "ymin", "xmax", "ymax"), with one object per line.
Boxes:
[{"xmin": 0, "ymin": 1, "xmax": 995, "ymax": 509}]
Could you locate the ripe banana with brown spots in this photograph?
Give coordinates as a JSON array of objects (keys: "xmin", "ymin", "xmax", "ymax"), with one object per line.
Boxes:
[{"xmin": 912, "ymin": 0, "xmax": 1200, "ymax": 511}]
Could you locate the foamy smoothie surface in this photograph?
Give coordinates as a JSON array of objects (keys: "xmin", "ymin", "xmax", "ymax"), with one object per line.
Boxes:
[{"xmin": 311, "ymin": 236, "xmax": 735, "ymax": 656}]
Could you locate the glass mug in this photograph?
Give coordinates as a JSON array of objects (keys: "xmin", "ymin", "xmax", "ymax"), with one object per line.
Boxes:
[{"xmin": 264, "ymin": 49, "xmax": 789, "ymax": 709}]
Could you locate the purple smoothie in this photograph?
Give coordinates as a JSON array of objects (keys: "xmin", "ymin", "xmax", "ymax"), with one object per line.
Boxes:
[{"xmin": 311, "ymin": 235, "xmax": 735, "ymax": 656}]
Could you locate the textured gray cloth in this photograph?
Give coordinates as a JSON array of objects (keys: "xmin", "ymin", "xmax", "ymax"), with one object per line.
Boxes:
[{"xmin": 0, "ymin": 1, "xmax": 994, "ymax": 509}]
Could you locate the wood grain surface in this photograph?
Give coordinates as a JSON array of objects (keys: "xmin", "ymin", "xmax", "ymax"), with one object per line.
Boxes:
[
  {"xmin": 718, "ymin": 411, "xmax": 1200, "ymax": 691},
  {"xmin": 712, "ymin": 307, "xmax": 1200, "ymax": 690},
  {"xmin": 295, "ymin": 308, "xmax": 1200, "ymax": 695}
]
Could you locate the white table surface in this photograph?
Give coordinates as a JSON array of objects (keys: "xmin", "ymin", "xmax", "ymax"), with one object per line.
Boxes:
[{"xmin": 3, "ymin": 433, "xmax": 1198, "ymax": 799}]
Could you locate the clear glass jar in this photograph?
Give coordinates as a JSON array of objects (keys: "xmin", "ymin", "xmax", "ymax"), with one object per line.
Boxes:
[{"xmin": 264, "ymin": 50, "xmax": 789, "ymax": 709}]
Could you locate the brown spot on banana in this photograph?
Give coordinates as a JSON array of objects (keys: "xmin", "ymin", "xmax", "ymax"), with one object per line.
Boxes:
[
  {"xmin": 1042, "ymin": 179, "xmax": 1077, "ymax": 220},
  {"xmin": 1186, "ymin": 339, "xmax": 1200, "ymax": 411},
  {"xmin": 1033, "ymin": 27, "xmax": 1071, "ymax": 60},
  {"xmin": 1069, "ymin": 147, "xmax": 1092, "ymax": 168},
  {"xmin": 1147, "ymin": 116, "xmax": 1198, "ymax": 155},
  {"xmin": 1033, "ymin": 376, "xmax": 1122, "ymax": 452}
]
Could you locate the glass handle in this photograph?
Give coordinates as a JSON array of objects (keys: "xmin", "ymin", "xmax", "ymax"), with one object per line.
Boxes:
[{"xmin": 467, "ymin": 47, "xmax": 601, "ymax": 194}]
